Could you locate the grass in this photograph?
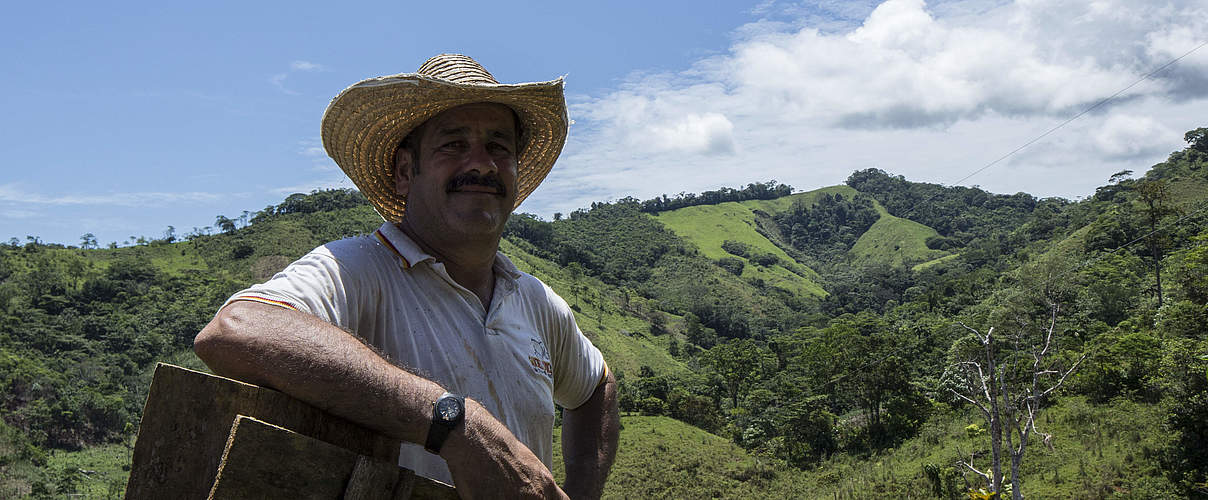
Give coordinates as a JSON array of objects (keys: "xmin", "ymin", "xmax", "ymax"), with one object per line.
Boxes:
[
  {"xmin": 850, "ymin": 215, "xmax": 949, "ymax": 267},
  {"xmin": 913, "ymin": 253, "xmax": 960, "ymax": 271},
  {"xmin": 500, "ymin": 238, "xmax": 689, "ymax": 377},
  {"xmin": 798, "ymin": 396, "xmax": 1178, "ymax": 499},
  {"xmin": 654, "ymin": 195, "xmax": 828, "ymax": 298},
  {"xmin": 42, "ymin": 442, "xmax": 132, "ymax": 499},
  {"xmin": 553, "ymin": 415, "xmax": 817, "ymax": 499},
  {"xmin": 654, "ymin": 184, "xmax": 951, "ymax": 293},
  {"xmin": 0, "ymin": 418, "xmax": 133, "ymax": 500}
]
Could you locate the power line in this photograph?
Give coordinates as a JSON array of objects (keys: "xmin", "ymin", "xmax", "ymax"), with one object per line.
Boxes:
[
  {"xmin": 823, "ymin": 39, "xmax": 1208, "ymax": 385},
  {"xmin": 722, "ymin": 40, "xmax": 1208, "ymax": 398},
  {"xmin": 945, "ymin": 39, "xmax": 1208, "ymax": 189}
]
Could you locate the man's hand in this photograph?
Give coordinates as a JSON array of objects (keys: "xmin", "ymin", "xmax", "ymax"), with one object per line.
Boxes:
[{"xmin": 441, "ymin": 399, "xmax": 569, "ymax": 499}]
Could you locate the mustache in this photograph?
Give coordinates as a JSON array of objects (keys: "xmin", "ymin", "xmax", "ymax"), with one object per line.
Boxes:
[{"xmin": 447, "ymin": 172, "xmax": 507, "ymax": 196}]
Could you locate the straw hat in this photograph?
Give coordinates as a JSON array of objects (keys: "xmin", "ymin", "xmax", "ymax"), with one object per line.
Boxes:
[{"xmin": 321, "ymin": 54, "xmax": 568, "ymax": 222}]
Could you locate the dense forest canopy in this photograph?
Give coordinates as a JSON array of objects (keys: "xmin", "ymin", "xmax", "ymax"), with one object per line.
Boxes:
[{"xmin": 2, "ymin": 129, "xmax": 1207, "ymax": 498}]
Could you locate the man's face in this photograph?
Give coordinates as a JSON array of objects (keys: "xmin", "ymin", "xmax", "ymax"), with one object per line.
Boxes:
[{"xmin": 394, "ymin": 103, "xmax": 520, "ymax": 245}]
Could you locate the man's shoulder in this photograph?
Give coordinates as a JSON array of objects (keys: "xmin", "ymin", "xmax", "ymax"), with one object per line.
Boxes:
[
  {"xmin": 512, "ymin": 270, "xmax": 572, "ymax": 311},
  {"xmin": 310, "ymin": 233, "xmax": 397, "ymax": 272}
]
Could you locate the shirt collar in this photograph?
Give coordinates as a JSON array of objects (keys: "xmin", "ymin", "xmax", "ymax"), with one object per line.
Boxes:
[{"xmin": 375, "ymin": 222, "xmax": 522, "ymax": 280}]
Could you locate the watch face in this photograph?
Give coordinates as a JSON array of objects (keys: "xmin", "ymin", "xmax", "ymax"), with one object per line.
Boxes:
[{"xmin": 436, "ymin": 398, "xmax": 462, "ymax": 421}]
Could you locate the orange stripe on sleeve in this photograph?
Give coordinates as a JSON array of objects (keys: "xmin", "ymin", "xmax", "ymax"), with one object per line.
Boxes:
[{"xmin": 229, "ymin": 296, "xmax": 300, "ymax": 311}]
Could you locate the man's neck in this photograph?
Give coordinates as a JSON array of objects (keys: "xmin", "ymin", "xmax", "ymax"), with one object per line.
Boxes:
[{"xmin": 396, "ymin": 220, "xmax": 499, "ymax": 309}]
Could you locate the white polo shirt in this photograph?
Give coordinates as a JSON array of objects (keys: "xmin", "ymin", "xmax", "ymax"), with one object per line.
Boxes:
[{"xmin": 223, "ymin": 222, "xmax": 607, "ymax": 484}]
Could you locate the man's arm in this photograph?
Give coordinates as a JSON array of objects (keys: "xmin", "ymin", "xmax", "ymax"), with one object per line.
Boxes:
[
  {"xmin": 560, "ymin": 370, "xmax": 619, "ymax": 500},
  {"xmin": 194, "ymin": 300, "xmax": 568, "ymax": 499}
]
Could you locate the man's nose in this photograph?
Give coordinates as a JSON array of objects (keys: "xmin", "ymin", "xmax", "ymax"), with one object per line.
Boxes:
[{"xmin": 464, "ymin": 143, "xmax": 499, "ymax": 174}]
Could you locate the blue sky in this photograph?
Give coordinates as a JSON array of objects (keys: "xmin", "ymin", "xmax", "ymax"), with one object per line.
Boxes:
[{"xmin": 3, "ymin": 0, "xmax": 1206, "ymax": 246}]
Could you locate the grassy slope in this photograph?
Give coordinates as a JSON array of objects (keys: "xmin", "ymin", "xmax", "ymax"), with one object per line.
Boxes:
[
  {"xmin": 654, "ymin": 194, "xmax": 829, "ymax": 298},
  {"xmin": 655, "ymin": 185, "xmax": 950, "ymax": 286},
  {"xmin": 553, "ymin": 416, "xmax": 817, "ymax": 499},
  {"xmin": 847, "ymin": 187, "xmax": 951, "ymax": 268},
  {"xmin": 797, "ymin": 396, "xmax": 1175, "ymax": 499},
  {"xmin": 500, "ymin": 238, "xmax": 688, "ymax": 376}
]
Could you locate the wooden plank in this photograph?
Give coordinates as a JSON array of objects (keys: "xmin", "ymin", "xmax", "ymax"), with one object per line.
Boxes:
[
  {"xmin": 207, "ymin": 417, "xmax": 458, "ymax": 500},
  {"xmin": 405, "ymin": 476, "xmax": 461, "ymax": 500},
  {"xmin": 125, "ymin": 363, "xmax": 401, "ymax": 499},
  {"xmin": 207, "ymin": 416, "xmax": 359, "ymax": 499},
  {"xmin": 344, "ymin": 455, "xmax": 405, "ymax": 500}
]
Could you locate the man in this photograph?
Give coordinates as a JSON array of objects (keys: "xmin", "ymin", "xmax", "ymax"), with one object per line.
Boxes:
[{"xmin": 194, "ymin": 54, "xmax": 619, "ymax": 499}]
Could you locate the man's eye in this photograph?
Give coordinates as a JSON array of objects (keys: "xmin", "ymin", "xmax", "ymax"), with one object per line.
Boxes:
[
  {"xmin": 488, "ymin": 142, "xmax": 513, "ymax": 154},
  {"xmin": 439, "ymin": 140, "xmax": 468, "ymax": 150}
]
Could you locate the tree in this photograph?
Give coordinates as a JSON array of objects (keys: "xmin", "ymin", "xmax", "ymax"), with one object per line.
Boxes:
[
  {"xmin": 702, "ymin": 339, "xmax": 774, "ymax": 409},
  {"xmin": 1186, "ymin": 127, "xmax": 1208, "ymax": 153},
  {"xmin": 79, "ymin": 233, "xmax": 97, "ymax": 250},
  {"xmin": 1172, "ymin": 231, "xmax": 1208, "ymax": 305},
  {"xmin": 1136, "ymin": 179, "xmax": 1179, "ymax": 306},
  {"xmin": 215, "ymin": 215, "xmax": 236, "ymax": 234},
  {"xmin": 824, "ymin": 312, "xmax": 923, "ymax": 447},
  {"xmin": 945, "ymin": 292, "xmax": 1086, "ymax": 499}
]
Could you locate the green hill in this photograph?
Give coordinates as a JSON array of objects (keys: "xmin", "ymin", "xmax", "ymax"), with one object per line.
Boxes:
[
  {"xmin": 656, "ymin": 183, "xmax": 951, "ymax": 283},
  {"xmin": 654, "ymin": 199, "xmax": 826, "ymax": 297},
  {"xmin": 554, "ymin": 415, "xmax": 815, "ymax": 499},
  {"xmin": 849, "ymin": 202, "xmax": 949, "ymax": 268},
  {"xmin": 4, "ymin": 128, "xmax": 1208, "ymax": 498}
]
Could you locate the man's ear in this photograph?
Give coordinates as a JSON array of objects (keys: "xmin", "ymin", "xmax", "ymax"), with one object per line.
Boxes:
[{"xmin": 394, "ymin": 147, "xmax": 412, "ymax": 198}]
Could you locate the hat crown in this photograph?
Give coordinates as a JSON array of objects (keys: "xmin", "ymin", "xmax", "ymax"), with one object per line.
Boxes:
[{"xmin": 416, "ymin": 54, "xmax": 500, "ymax": 85}]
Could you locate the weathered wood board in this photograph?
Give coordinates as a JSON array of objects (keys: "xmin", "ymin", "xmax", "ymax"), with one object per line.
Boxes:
[{"xmin": 124, "ymin": 363, "xmax": 456, "ymax": 499}]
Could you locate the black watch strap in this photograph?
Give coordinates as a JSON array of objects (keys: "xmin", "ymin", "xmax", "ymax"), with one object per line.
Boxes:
[{"xmin": 425, "ymin": 392, "xmax": 465, "ymax": 454}]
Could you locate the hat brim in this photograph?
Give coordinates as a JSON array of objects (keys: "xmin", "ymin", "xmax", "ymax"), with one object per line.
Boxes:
[{"xmin": 321, "ymin": 74, "xmax": 568, "ymax": 222}]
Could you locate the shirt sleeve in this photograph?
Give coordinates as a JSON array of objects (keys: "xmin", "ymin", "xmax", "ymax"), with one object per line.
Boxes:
[
  {"xmin": 221, "ymin": 246, "xmax": 364, "ymax": 336},
  {"xmin": 545, "ymin": 285, "xmax": 607, "ymax": 410}
]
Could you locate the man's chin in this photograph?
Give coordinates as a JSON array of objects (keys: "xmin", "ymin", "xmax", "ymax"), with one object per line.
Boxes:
[{"xmin": 446, "ymin": 208, "xmax": 509, "ymax": 236}]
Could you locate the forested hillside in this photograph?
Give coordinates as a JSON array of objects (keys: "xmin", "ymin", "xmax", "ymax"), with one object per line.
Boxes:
[{"xmin": 2, "ymin": 130, "xmax": 1207, "ymax": 498}]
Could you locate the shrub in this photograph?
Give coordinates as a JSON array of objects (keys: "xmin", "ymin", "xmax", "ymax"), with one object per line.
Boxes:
[
  {"xmin": 721, "ymin": 240, "xmax": 750, "ymax": 257},
  {"xmin": 716, "ymin": 257, "xmax": 744, "ymax": 276}
]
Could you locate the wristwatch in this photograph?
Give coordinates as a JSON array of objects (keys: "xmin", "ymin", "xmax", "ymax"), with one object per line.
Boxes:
[{"xmin": 425, "ymin": 392, "xmax": 465, "ymax": 454}]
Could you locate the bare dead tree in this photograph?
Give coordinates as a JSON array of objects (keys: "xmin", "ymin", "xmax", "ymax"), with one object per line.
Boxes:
[{"xmin": 946, "ymin": 302, "xmax": 1087, "ymax": 500}]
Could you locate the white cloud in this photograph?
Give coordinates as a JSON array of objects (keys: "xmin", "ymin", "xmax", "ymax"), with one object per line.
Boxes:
[
  {"xmin": 290, "ymin": 60, "xmax": 325, "ymax": 71},
  {"xmin": 271, "ymin": 60, "xmax": 327, "ymax": 94},
  {"xmin": 1, "ymin": 209, "xmax": 37, "ymax": 219},
  {"xmin": 269, "ymin": 73, "xmax": 299, "ymax": 95},
  {"xmin": 545, "ymin": 0, "xmax": 1208, "ymax": 217},
  {"xmin": 297, "ymin": 139, "xmax": 338, "ymax": 171},
  {"xmin": 271, "ymin": 176, "xmax": 352, "ymax": 195},
  {"xmin": 648, "ymin": 113, "xmax": 736, "ymax": 155},
  {"xmin": 0, "ymin": 184, "xmax": 224, "ymax": 206},
  {"xmin": 1093, "ymin": 114, "xmax": 1176, "ymax": 159}
]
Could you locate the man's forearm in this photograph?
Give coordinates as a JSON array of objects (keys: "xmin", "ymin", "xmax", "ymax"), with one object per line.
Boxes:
[
  {"xmin": 560, "ymin": 371, "xmax": 620, "ymax": 500},
  {"xmin": 194, "ymin": 300, "xmax": 441, "ymax": 444}
]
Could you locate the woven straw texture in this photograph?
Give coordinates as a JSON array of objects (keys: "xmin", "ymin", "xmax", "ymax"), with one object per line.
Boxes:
[{"xmin": 321, "ymin": 54, "xmax": 568, "ymax": 222}]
